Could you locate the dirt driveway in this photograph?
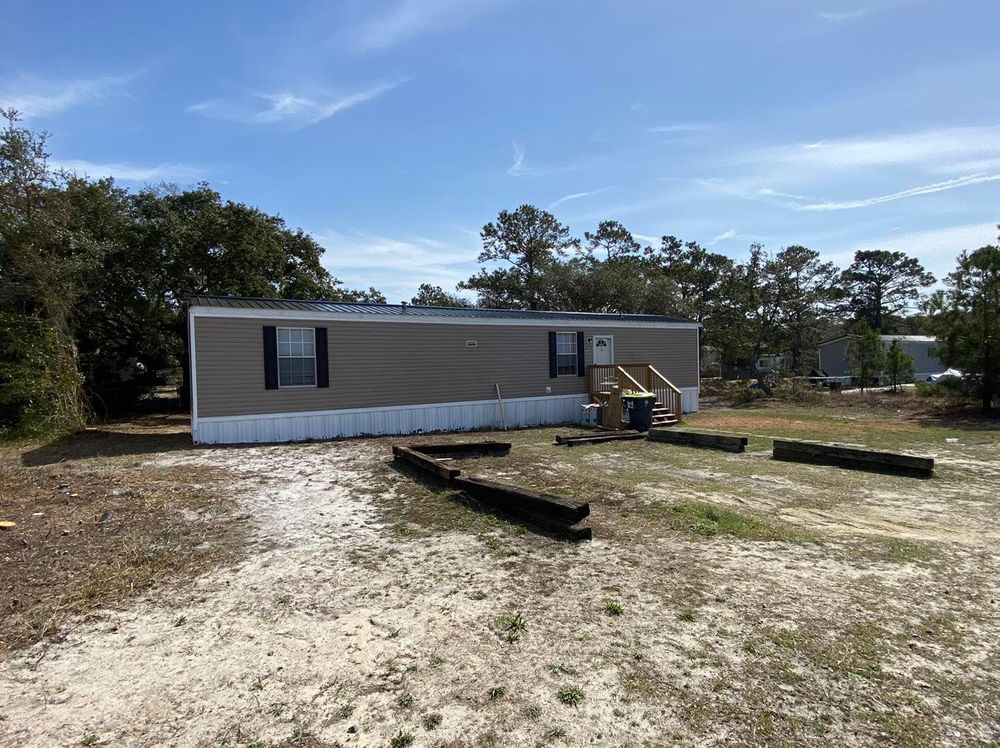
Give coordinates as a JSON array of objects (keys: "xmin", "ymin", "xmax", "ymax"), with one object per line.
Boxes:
[{"xmin": 1, "ymin": 405, "xmax": 998, "ymax": 747}]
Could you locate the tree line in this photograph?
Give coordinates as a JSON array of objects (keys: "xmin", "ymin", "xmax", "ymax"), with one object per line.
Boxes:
[{"xmin": 2, "ymin": 112, "xmax": 998, "ymax": 436}]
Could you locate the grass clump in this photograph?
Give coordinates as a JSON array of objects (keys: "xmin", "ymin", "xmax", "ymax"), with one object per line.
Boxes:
[
  {"xmin": 526, "ymin": 705, "xmax": 543, "ymax": 720},
  {"xmin": 397, "ymin": 692, "xmax": 414, "ymax": 708},
  {"xmin": 338, "ymin": 702, "xmax": 355, "ymax": 719},
  {"xmin": 422, "ymin": 712, "xmax": 443, "ymax": 730},
  {"xmin": 390, "ymin": 730, "xmax": 415, "ymax": 748},
  {"xmin": 497, "ymin": 611, "xmax": 527, "ymax": 643},
  {"xmin": 487, "ymin": 686, "xmax": 507, "ymax": 700},
  {"xmin": 677, "ymin": 609, "xmax": 696, "ymax": 622},
  {"xmin": 556, "ymin": 686, "xmax": 583, "ymax": 706},
  {"xmin": 603, "ymin": 600, "xmax": 624, "ymax": 616}
]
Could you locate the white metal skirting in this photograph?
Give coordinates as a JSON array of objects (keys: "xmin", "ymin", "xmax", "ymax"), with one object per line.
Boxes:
[
  {"xmin": 193, "ymin": 388, "xmax": 702, "ymax": 445},
  {"xmin": 681, "ymin": 386, "xmax": 699, "ymax": 414},
  {"xmin": 194, "ymin": 394, "xmax": 590, "ymax": 444}
]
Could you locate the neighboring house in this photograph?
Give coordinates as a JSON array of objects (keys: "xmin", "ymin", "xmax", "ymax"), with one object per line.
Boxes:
[
  {"xmin": 188, "ymin": 296, "xmax": 702, "ymax": 444},
  {"xmin": 701, "ymin": 345, "xmax": 721, "ymax": 377},
  {"xmin": 754, "ymin": 352, "xmax": 792, "ymax": 373},
  {"xmin": 817, "ymin": 334, "xmax": 943, "ymax": 384}
]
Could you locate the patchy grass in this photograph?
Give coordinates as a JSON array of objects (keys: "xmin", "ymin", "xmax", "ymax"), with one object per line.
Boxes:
[
  {"xmin": 0, "ymin": 415, "xmax": 247, "ymax": 655},
  {"xmin": 5, "ymin": 403, "xmax": 1000, "ymax": 746},
  {"xmin": 658, "ymin": 500, "xmax": 814, "ymax": 542},
  {"xmin": 687, "ymin": 401, "xmax": 1000, "ymax": 452}
]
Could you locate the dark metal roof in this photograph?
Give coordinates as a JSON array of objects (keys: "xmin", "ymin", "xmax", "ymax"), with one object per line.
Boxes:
[{"xmin": 188, "ymin": 295, "xmax": 697, "ymax": 324}]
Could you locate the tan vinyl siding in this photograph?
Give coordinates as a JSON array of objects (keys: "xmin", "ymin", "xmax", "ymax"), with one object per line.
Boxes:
[{"xmin": 194, "ymin": 316, "xmax": 698, "ymax": 418}]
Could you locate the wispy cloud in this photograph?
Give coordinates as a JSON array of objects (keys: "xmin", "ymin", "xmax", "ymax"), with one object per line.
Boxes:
[
  {"xmin": 819, "ymin": 8, "xmax": 875, "ymax": 23},
  {"xmin": 546, "ymin": 186, "xmax": 616, "ymax": 211},
  {"xmin": 698, "ymin": 171, "xmax": 1000, "ymax": 212},
  {"xmin": 312, "ymin": 229, "xmax": 478, "ymax": 302},
  {"xmin": 708, "ymin": 228, "xmax": 737, "ymax": 245},
  {"xmin": 798, "ymin": 173, "xmax": 1000, "ymax": 211},
  {"xmin": 830, "ymin": 222, "xmax": 999, "ymax": 278},
  {"xmin": 506, "ymin": 141, "xmax": 590, "ymax": 178},
  {"xmin": 51, "ymin": 159, "xmax": 204, "ymax": 183},
  {"xmin": 507, "ymin": 140, "xmax": 529, "ymax": 176},
  {"xmin": 351, "ymin": 0, "xmax": 510, "ymax": 52},
  {"xmin": 755, "ymin": 126, "xmax": 1000, "ymax": 171},
  {"xmin": 188, "ymin": 81, "xmax": 403, "ymax": 128},
  {"xmin": 644, "ymin": 123, "xmax": 713, "ymax": 134},
  {"xmin": 0, "ymin": 71, "xmax": 141, "ymax": 117},
  {"xmin": 818, "ymin": 0, "xmax": 910, "ymax": 23},
  {"xmin": 757, "ymin": 187, "xmax": 820, "ymax": 202}
]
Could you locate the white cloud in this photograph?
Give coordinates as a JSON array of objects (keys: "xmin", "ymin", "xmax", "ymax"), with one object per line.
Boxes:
[
  {"xmin": 708, "ymin": 228, "xmax": 737, "ymax": 245},
  {"xmin": 351, "ymin": 0, "xmax": 510, "ymax": 52},
  {"xmin": 798, "ymin": 173, "xmax": 1000, "ymax": 211},
  {"xmin": 829, "ymin": 222, "xmax": 999, "ymax": 278},
  {"xmin": 932, "ymin": 157, "xmax": 1000, "ymax": 175},
  {"xmin": 755, "ymin": 126, "xmax": 1000, "ymax": 172},
  {"xmin": 312, "ymin": 229, "xmax": 478, "ymax": 303},
  {"xmin": 818, "ymin": 0, "xmax": 910, "ymax": 23},
  {"xmin": 188, "ymin": 81, "xmax": 403, "ymax": 128},
  {"xmin": 506, "ymin": 141, "xmax": 592, "ymax": 178},
  {"xmin": 644, "ymin": 123, "xmax": 713, "ymax": 134},
  {"xmin": 758, "ymin": 187, "xmax": 819, "ymax": 201},
  {"xmin": 546, "ymin": 187, "xmax": 616, "ymax": 211},
  {"xmin": 507, "ymin": 140, "xmax": 528, "ymax": 176},
  {"xmin": 51, "ymin": 159, "xmax": 204, "ymax": 183},
  {"xmin": 819, "ymin": 8, "xmax": 874, "ymax": 22},
  {"xmin": 0, "ymin": 71, "xmax": 140, "ymax": 117}
]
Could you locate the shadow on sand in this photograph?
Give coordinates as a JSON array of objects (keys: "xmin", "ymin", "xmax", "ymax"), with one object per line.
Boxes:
[{"xmin": 21, "ymin": 414, "xmax": 195, "ymax": 467}]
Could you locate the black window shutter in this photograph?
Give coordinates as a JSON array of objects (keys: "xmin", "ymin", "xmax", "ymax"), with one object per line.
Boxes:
[
  {"xmin": 548, "ymin": 331, "xmax": 557, "ymax": 378},
  {"xmin": 263, "ymin": 326, "xmax": 278, "ymax": 390},
  {"xmin": 315, "ymin": 327, "xmax": 329, "ymax": 388},
  {"xmin": 576, "ymin": 331, "xmax": 586, "ymax": 376}
]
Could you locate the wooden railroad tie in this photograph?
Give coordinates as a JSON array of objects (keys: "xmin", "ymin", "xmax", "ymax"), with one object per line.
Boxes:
[
  {"xmin": 772, "ymin": 439, "xmax": 934, "ymax": 478},
  {"xmin": 646, "ymin": 429, "xmax": 749, "ymax": 453}
]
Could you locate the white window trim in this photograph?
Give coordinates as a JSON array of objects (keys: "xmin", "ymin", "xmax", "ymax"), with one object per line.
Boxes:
[
  {"xmin": 276, "ymin": 326, "xmax": 318, "ymax": 389},
  {"xmin": 555, "ymin": 330, "xmax": 578, "ymax": 377}
]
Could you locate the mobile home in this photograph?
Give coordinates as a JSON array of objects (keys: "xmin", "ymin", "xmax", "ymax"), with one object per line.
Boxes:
[
  {"xmin": 188, "ymin": 296, "xmax": 702, "ymax": 444},
  {"xmin": 818, "ymin": 334, "xmax": 943, "ymax": 384}
]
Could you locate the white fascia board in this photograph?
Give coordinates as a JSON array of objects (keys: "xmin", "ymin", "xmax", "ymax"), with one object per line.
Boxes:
[{"xmin": 188, "ymin": 305, "xmax": 702, "ymax": 330}]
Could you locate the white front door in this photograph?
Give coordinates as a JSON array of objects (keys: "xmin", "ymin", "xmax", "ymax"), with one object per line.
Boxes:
[{"xmin": 593, "ymin": 335, "xmax": 614, "ymax": 365}]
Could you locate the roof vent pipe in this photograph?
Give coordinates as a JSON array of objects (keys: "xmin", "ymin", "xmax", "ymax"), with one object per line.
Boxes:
[{"xmin": 401, "ymin": 301, "xmax": 408, "ymax": 313}]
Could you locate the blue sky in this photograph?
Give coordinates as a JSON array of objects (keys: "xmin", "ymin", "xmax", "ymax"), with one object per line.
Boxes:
[{"xmin": 3, "ymin": 0, "xmax": 999, "ymax": 302}]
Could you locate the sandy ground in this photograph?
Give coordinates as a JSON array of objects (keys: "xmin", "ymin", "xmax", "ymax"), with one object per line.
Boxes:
[{"xmin": 1, "ymin": 416, "xmax": 999, "ymax": 747}]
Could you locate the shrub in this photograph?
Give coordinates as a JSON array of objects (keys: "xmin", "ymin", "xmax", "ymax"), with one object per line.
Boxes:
[{"xmin": 731, "ymin": 387, "xmax": 765, "ymax": 406}]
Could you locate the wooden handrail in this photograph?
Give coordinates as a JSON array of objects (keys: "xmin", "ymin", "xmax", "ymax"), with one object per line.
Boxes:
[
  {"xmin": 588, "ymin": 363, "xmax": 684, "ymax": 424},
  {"xmin": 616, "ymin": 365, "xmax": 648, "ymax": 393},
  {"xmin": 648, "ymin": 364, "xmax": 681, "ymax": 396}
]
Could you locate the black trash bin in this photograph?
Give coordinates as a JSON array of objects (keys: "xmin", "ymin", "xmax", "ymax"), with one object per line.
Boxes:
[{"xmin": 622, "ymin": 392, "xmax": 656, "ymax": 432}]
